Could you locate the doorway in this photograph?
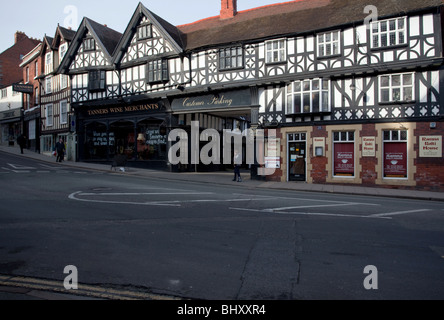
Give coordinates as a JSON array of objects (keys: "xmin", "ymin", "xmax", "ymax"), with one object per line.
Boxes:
[{"xmin": 288, "ymin": 133, "xmax": 306, "ymax": 182}]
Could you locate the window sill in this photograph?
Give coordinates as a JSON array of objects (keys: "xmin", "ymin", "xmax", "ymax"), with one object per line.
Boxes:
[
  {"xmin": 379, "ymin": 100, "xmax": 416, "ymax": 105},
  {"xmin": 370, "ymin": 43, "xmax": 408, "ymax": 52},
  {"xmin": 317, "ymin": 53, "xmax": 342, "ymax": 60}
]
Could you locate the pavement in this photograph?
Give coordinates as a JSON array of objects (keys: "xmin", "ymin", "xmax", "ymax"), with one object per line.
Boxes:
[
  {"xmin": 0, "ymin": 144, "xmax": 443, "ymax": 300},
  {"xmin": 1, "ymin": 145, "xmax": 443, "ymax": 203}
]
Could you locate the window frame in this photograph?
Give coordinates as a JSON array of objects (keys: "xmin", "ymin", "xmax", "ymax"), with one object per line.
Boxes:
[
  {"xmin": 137, "ymin": 23, "xmax": 153, "ymax": 41},
  {"xmin": 45, "ymin": 77, "xmax": 52, "ymax": 94},
  {"xmin": 317, "ymin": 30, "xmax": 341, "ymax": 58},
  {"xmin": 382, "ymin": 129, "xmax": 408, "ymax": 179},
  {"xmin": 46, "ymin": 104, "xmax": 53, "ymax": 127},
  {"xmin": 219, "ymin": 46, "xmax": 244, "ymax": 71},
  {"xmin": 60, "ymin": 100, "xmax": 68, "ymax": 125},
  {"xmin": 333, "ymin": 131, "xmax": 355, "ymax": 178},
  {"xmin": 265, "ymin": 39, "xmax": 286, "ymax": 64},
  {"xmin": 286, "ymin": 79, "xmax": 331, "ymax": 114},
  {"xmin": 379, "ymin": 73, "xmax": 414, "ymax": 103},
  {"xmin": 88, "ymin": 70, "xmax": 106, "ymax": 92},
  {"xmin": 370, "ymin": 16, "xmax": 407, "ymax": 49},
  {"xmin": 146, "ymin": 59, "xmax": 169, "ymax": 84},
  {"xmin": 83, "ymin": 38, "xmax": 96, "ymax": 52}
]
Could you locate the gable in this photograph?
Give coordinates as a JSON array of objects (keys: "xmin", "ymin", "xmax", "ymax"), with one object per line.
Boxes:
[{"xmin": 113, "ymin": 3, "xmax": 184, "ymax": 67}]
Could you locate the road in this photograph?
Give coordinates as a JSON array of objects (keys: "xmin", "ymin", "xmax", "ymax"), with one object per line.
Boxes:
[{"xmin": 0, "ymin": 151, "xmax": 444, "ymax": 300}]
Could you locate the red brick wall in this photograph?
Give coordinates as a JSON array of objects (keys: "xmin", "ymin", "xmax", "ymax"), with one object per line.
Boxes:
[
  {"xmin": 360, "ymin": 124, "xmax": 378, "ymax": 186},
  {"xmin": 310, "ymin": 126, "xmax": 328, "ymax": 184}
]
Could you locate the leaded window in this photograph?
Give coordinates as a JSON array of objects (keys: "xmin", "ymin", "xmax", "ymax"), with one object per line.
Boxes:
[
  {"xmin": 371, "ymin": 17, "xmax": 406, "ymax": 49},
  {"xmin": 146, "ymin": 60, "xmax": 169, "ymax": 84},
  {"xmin": 219, "ymin": 46, "xmax": 243, "ymax": 70}
]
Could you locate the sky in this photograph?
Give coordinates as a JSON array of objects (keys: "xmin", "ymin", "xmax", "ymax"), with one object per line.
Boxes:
[{"xmin": 0, "ymin": 0, "xmax": 287, "ymax": 52}]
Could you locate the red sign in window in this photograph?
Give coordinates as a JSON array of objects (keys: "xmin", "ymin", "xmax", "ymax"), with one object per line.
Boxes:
[
  {"xmin": 384, "ymin": 142, "xmax": 407, "ymax": 178},
  {"xmin": 334, "ymin": 143, "xmax": 354, "ymax": 176}
]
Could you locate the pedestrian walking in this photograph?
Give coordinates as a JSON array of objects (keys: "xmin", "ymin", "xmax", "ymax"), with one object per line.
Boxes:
[
  {"xmin": 17, "ymin": 134, "xmax": 26, "ymax": 154},
  {"xmin": 55, "ymin": 138, "xmax": 66, "ymax": 163},
  {"xmin": 233, "ymin": 150, "xmax": 242, "ymax": 182}
]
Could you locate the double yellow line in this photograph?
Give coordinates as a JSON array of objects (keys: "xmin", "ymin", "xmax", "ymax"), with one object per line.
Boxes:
[{"xmin": 0, "ymin": 274, "xmax": 180, "ymax": 300}]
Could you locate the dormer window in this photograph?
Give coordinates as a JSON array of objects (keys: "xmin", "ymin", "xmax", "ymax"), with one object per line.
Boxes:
[
  {"xmin": 137, "ymin": 24, "xmax": 152, "ymax": 41},
  {"xmin": 83, "ymin": 38, "xmax": 96, "ymax": 52}
]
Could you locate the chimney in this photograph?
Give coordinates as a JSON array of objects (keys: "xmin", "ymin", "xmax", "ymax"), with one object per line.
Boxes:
[
  {"xmin": 220, "ymin": 0, "xmax": 237, "ymax": 19},
  {"xmin": 15, "ymin": 31, "xmax": 28, "ymax": 44}
]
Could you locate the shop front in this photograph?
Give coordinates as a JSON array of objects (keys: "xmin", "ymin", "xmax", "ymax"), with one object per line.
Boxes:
[
  {"xmin": 0, "ymin": 108, "xmax": 22, "ymax": 147},
  {"xmin": 170, "ymin": 88, "xmax": 260, "ymax": 172},
  {"xmin": 76, "ymin": 100, "xmax": 169, "ymax": 168},
  {"xmin": 23, "ymin": 106, "xmax": 40, "ymax": 152}
]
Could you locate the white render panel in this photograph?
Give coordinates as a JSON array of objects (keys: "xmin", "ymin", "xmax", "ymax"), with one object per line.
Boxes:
[
  {"xmin": 296, "ymin": 37, "xmax": 304, "ymax": 54},
  {"xmin": 410, "ymin": 16, "xmax": 420, "ymax": 37},
  {"xmin": 343, "ymin": 28, "xmax": 354, "ymax": 46},
  {"xmin": 423, "ymin": 14, "xmax": 434, "ymax": 35}
]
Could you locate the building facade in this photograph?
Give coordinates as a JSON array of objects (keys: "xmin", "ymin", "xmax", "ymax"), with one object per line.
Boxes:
[
  {"xmin": 0, "ymin": 31, "xmax": 41, "ymax": 147},
  {"xmin": 19, "ymin": 43, "xmax": 42, "ymax": 152},
  {"xmin": 58, "ymin": 0, "xmax": 444, "ymax": 191},
  {"xmin": 39, "ymin": 26, "xmax": 76, "ymax": 159}
]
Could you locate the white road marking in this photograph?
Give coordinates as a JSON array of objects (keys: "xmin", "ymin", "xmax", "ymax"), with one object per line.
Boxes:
[
  {"xmin": 369, "ymin": 209, "xmax": 433, "ymax": 218},
  {"xmin": 68, "ymin": 191, "xmax": 181, "ymax": 207},
  {"xmin": 7, "ymin": 163, "xmax": 36, "ymax": 170},
  {"xmin": 263, "ymin": 202, "xmax": 375, "ymax": 212},
  {"xmin": 229, "ymin": 207, "xmax": 392, "ymax": 219},
  {"xmin": 77, "ymin": 192, "xmax": 214, "ymax": 196}
]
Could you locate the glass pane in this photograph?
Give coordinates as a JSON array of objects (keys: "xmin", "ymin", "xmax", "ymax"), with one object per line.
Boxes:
[
  {"xmin": 295, "ymin": 133, "xmax": 300, "ymax": 141},
  {"xmin": 318, "ymin": 34, "xmax": 324, "ymax": 44},
  {"xmin": 381, "ymin": 89, "xmax": 390, "ymax": 102},
  {"xmin": 400, "ymin": 131, "xmax": 407, "ymax": 141},
  {"xmin": 287, "ymin": 95, "xmax": 293, "ymax": 114},
  {"xmin": 273, "ymin": 41, "xmax": 278, "ymax": 50},
  {"xmin": 392, "ymin": 130, "xmax": 399, "ymax": 141},
  {"xmin": 381, "ymin": 76, "xmax": 390, "ymax": 87},
  {"xmin": 323, "ymin": 80, "xmax": 329, "ymax": 90},
  {"xmin": 333, "ymin": 32, "xmax": 339, "ymax": 41},
  {"xmin": 289, "ymin": 134, "xmax": 294, "ymax": 141},
  {"xmin": 381, "ymin": 21, "xmax": 387, "ymax": 32},
  {"xmin": 326, "ymin": 44, "xmax": 331, "ymax": 56},
  {"xmin": 403, "ymin": 87, "xmax": 413, "ymax": 101},
  {"xmin": 390, "ymin": 32, "xmax": 396, "ymax": 46},
  {"xmin": 392, "ymin": 75, "xmax": 401, "ymax": 86},
  {"xmin": 372, "ymin": 23, "xmax": 379, "ymax": 33},
  {"xmin": 312, "ymin": 92, "xmax": 320, "ymax": 112},
  {"xmin": 389, "ymin": 20, "xmax": 396, "ymax": 31},
  {"xmin": 322, "ymin": 92, "xmax": 329, "ymax": 111},
  {"xmin": 334, "ymin": 132, "xmax": 340, "ymax": 142},
  {"xmin": 287, "ymin": 83, "xmax": 293, "ymax": 93},
  {"xmin": 392, "ymin": 88, "xmax": 401, "ymax": 101},
  {"xmin": 373, "ymin": 35, "xmax": 379, "ymax": 47},
  {"xmin": 403, "ymin": 74, "xmax": 412, "ymax": 85},
  {"xmin": 294, "ymin": 94, "xmax": 301, "ymax": 113},
  {"xmin": 294, "ymin": 81, "xmax": 301, "ymax": 92},
  {"xmin": 348, "ymin": 131, "xmax": 355, "ymax": 141},
  {"xmin": 383, "ymin": 131, "xmax": 391, "ymax": 141},
  {"xmin": 303, "ymin": 93, "xmax": 311, "ymax": 112},
  {"xmin": 341, "ymin": 132, "xmax": 347, "ymax": 141},
  {"xmin": 398, "ymin": 18, "xmax": 405, "ymax": 29},
  {"xmin": 303, "ymin": 81, "xmax": 310, "ymax": 91},
  {"xmin": 381, "ymin": 34, "xmax": 387, "ymax": 47},
  {"xmin": 237, "ymin": 56, "xmax": 243, "ymax": 67},
  {"xmin": 301, "ymin": 133, "xmax": 306, "ymax": 141},
  {"xmin": 312, "ymin": 80, "xmax": 319, "ymax": 91},
  {"xmin": 326, "ymin": 33, "xmax": 331, "ymax": 42},
  {"xmin": 267, "ymin": 42, "xmax": 272, "ymax": 50},
  {"xmin": 319, "ymin": 45, "xmax": 325, "ymax": 57},
  {"xmin": 399, "ymin": 32, "xmax": 405, "ymax": 44}
]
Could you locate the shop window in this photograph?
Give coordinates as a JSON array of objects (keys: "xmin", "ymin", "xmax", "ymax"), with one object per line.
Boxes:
[
  {"xmin": 383, "ymin": 129, "xmax": 408, "ymax": 178},
  {"xmin": 136, "ymin": 121, "xmax": 168, "ymax": 161},
  {"xmin": 371, "ymin": 17, "xmax": 406, "ymax": 49},
  {"xmin": 41, "ymin": 135, "xmax": 54, "ymax": 153},
  {"xmin": 219, "ymin": 46, "xmax": 244, "ymax": 70},
  {"xmin": 146, "ymin": 59, "xmax": 169, "ymax": 84},
  {"xmin": 84, "ymin": 122, "xmax": 109, "ymax": 160},
  {"xmin": 379, "ymin": 73, "xmax": 414, "ymax": 103},
  {"xmin": 317, "ymin": 30, "xmax": 341, "ymax": 57},
  {"xmin": 88, "ymin": 70, "xmax": 106, "ymax": 92},
  {"xmin": 265, "ymin": 39, "xmax": 286, "ymax": 64},
  {"xmin": 286, "ymin": 79, "xmax": 330, "ymax": 114},
  {"xmin": 333, "ymin": 131, "xmax": 355, "ymax": 177}
]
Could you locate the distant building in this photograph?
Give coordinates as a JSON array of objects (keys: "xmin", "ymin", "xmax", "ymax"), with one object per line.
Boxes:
[
  {"xmin": 38, "ymin": 25, "xmax": 76, "ymax": 159},
  {"xmin": 19, "ymin": 43, "xmax": 42, "ymax": 152},
  {"xmin": 0, "ymin": 31, "xmax": 41, "ymax": 146}
]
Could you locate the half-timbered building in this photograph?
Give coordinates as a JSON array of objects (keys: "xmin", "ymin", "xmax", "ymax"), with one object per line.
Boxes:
[
  {"xmin": 59, "ymin": 0, "xmax": 444, "ymax": 190},
  {"xmin": 39, "ymin": 25, "xmax": 76, "ymax": 159}
]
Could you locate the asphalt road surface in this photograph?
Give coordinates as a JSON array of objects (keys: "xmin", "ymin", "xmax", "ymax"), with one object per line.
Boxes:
[{"xmin": 1, "ymin": 151, "xmax": 444, "ymax": 300}]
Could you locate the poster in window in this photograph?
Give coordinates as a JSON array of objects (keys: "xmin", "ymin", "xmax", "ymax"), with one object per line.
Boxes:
[
  {"xmin": 384, "ymin": 142, "xmax": 407, "ymax": 178},
  {"xmin": 334, "ymin": 143, "xmax": 354, "ymax": 176}
]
